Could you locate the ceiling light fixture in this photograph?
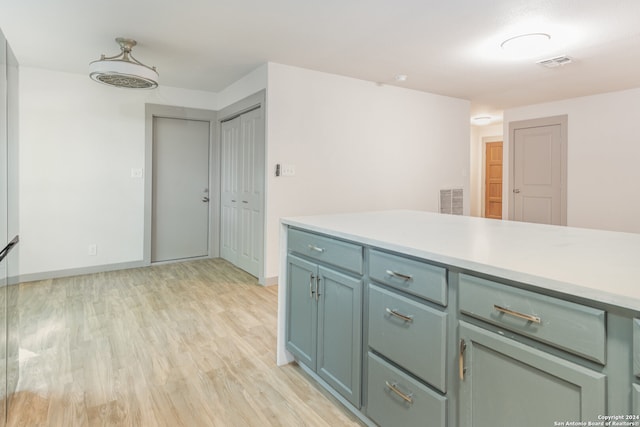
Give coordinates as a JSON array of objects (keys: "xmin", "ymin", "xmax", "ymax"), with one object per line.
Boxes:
[
  {"xmin": 472, "ymin": 116, "xmax": 493, "ymax": 126},
  {"xmin": 500, "ymin": 32, "xmax": 551, "ymax": 57},
  {"xmin": 89, "ymin": 38, "xmax": 158, "ymax": 89}
]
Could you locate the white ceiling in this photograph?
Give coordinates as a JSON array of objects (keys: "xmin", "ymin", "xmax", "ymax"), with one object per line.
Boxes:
[{"xmin": 1, "ymin": 0, "xmax": 640, "ymax": 122}]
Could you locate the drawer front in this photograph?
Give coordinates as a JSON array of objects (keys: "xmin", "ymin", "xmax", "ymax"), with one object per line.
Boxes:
[
  {"xmin": 459, "ymin": 274, "xmax": 606, "ymax": 364},
  {"xmin": 288, "ymin": 228, "xmax": 363, "ymax": 274},
  {"xmin": 366, "ymin": 352, "xmax": 446, "ymax": 427},
  {"xmin": 368, "ymin": 284, "xmax": 447, "ymax": 392},
  {"xmin": 369, "ymin": 249, "xmax": 447, "ymax": 306}
]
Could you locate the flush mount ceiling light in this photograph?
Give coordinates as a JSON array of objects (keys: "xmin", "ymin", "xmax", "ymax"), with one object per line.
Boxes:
[
  {"xmin": 500, "ymin": 32, "xmax": 551, "ymax": 58},
  {"xmin": 89, "ymin": 38, "xmax": 158, "ymax": 89},
  {"xmin": 472, "ymin": 116, "xmax": 493, "ymax": 126}
]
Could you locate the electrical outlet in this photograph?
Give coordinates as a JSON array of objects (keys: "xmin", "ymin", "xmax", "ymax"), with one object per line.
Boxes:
[
  {"xmin": 88, "ymin": 244, "xmax": 97, "ymax": 256},
  {"xmin": 282, "ymin": 164, "xmax": 296, "ymax": 176}
]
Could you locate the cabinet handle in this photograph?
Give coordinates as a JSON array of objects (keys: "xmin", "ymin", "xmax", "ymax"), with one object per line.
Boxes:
[
  {"xmin": 385, "ymin": 269, "xmax": 413, "ymax": 281},
  {"xmin": 459, "ymin": 339, "xmax": 466, "ymax": 381},
  {"xmin": 385, "ymin": 381, "xmax": 413, "ymax": 405},
  {"xmin": 493, "ymin": 304, "xmax": 541, "ymax": 324},
  {"xmin": 385, "ymin": 308, "xmax": 414, "ymax": 323},
  {"xmin": 315, "ymin": 276, "xmax": 321, "ymax": 301},
  {"xmin": 308, "ymin": 244, "xmax": 325, "ymax": 253},
  {"xmin": 309, "ymin": 274, "xmax": 316, "ymax": 298}
]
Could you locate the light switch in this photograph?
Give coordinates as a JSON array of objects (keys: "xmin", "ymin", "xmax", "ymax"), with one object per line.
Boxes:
[{"xmin": 131, "ymin": 168, "xmax": 143, "ymax": 178}]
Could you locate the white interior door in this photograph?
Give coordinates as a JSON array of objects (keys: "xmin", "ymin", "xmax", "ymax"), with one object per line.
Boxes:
[
  {"xmin": 220, "ymin": 116, "xmax": 240, "ymax": 264},
  {"xmin": 152, "ymin": 117, "xmax": 210, "ymax": 262},
  {"xmin": 513, "ymin": 124, "xmax": 563, "ymax": 225},
  {"xmin": 236, "ymin": 108, "xmax": 264, "ymax": 276},
  {"xmin": 219, "ymin": 106, "xmax": 264, "ymax": 278}
]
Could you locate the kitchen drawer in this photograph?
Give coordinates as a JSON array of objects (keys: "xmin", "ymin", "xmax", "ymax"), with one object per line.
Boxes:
[
  {"xmin": 369, "ymin": 249, "xmax": 447, "ymax": 306},
  {"xmin": 459, "ymin": 274, "xmax": 606, "ymax": 364},
  {"xmin": 366, "ymin": 352, "xmax": 446, "ymax": 427},
  {"xmin": 368, "ymin": 284, "xmax": 447, "ymax": 392},
  {"xmin": 288, "ymin": 228, "xmax": 363, "ymax": 274},
  {"xmin": 634, "ymin": 319, "xmax": 640, "ymax": 377}
]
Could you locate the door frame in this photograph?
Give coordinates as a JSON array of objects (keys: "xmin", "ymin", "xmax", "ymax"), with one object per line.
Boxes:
[
  {"xmin": 507, "ymin": 115, "xmax": 568, "ymax": 224},
  {"xmin": 217, "ymin": 90, "xmax": 266, "ymax": 282},
  {"xmin": 481, "ymin": 135, "xmax": 503, "ymax": 218},
  {"xmin": 144, "ymin": 104, "xmax": 219, "ymax": 265}
]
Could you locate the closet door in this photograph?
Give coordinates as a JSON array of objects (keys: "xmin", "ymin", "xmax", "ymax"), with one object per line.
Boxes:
[
  {"xmin": 236, "ymin": 108, "xmax": 264, "ymax": 277},
  {"xmin": 219, "ymin": 106, "xmax": 264, "ymax": 278},
  {"xmin": 220, "ymin": 117, "xmax": 240, "ymax": 264}
]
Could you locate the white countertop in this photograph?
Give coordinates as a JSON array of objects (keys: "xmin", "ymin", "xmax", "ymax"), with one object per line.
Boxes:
[{"xmin": 281, "ymin": 210, "xmax": 640, "ymax": 312}]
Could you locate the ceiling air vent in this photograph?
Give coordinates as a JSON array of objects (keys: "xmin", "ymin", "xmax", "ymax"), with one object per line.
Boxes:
[{"xmin": 537, "ymin": 55, "xmax": 573, "ymax": 68}]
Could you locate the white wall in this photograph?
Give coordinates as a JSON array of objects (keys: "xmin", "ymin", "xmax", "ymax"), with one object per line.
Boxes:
[
  {"xmin": 216, "ymin": 64, "xmax": 267, "ymax": 110},
  {"xmin": 469, "ymin": 124, "xmax": 503, "ymax": 217},
  {"xmin": 19, "ymin": 67, "xmax": 218, "ymax": 277},
  {"xmin": 265, "ymin": 63, "xmax": 470, "ymax": 279},
  {"xmin": 504, "ymin": 87, "xmax": 640, "ymax": 233}
]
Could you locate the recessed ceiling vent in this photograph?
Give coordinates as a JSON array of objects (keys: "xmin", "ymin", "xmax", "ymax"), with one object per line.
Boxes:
[{"xmin": 537, "ymin": 55, "xmax": 573, "ymax": 68}]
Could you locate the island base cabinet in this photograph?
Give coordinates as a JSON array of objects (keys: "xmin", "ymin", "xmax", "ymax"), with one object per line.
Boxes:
[
  {"xmin": 366, "ymin": 352, "xmax": 446, "ymax": 427},
  {"xmin": 458, "ymin": 322, "xmax": 606, "ymax": 427},
  {"xmin": 285, "ymin": 254, "xmax": 362, "ymax": 407}
]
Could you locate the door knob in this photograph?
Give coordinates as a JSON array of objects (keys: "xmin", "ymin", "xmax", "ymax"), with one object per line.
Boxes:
[
  {"xmin": 513, "ymin": 189, "xmax": 521, "ymax": 193},
  {"xmin": 202, "ymin": 196, "xmax": 210, "ymax": 202}
]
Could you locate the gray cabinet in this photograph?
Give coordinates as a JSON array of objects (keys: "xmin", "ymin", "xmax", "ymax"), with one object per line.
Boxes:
[
  {"xmin": 459, "ymin": 321, "xmax": 606, "ymax": 427},
  {"xmin": 285, "ymin": 249, "xmax": 363, "ymax": 407},
  {"xmin": 283, "ymin": 224, "xmax": 636, "ymax": 427},
  {"xmin": 366, "ymin": 352, "xmax": 446, "ymax": 427},
  {"xmin": 365, "ymin": 250, "xmax": 448, "ymax": 426}
]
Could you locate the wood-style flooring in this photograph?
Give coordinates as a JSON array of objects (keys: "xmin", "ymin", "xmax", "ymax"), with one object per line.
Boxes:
[{"xmin": 7, "ymin": 258, "xmax": 364, "ymax": 426}]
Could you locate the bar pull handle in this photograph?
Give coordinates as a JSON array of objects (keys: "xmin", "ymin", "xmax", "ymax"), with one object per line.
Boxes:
[
  {"xmin": 315, "ymin": 276, "xmax": 321, "ymax": 301},
  {"xmin": 309, "ymin": 274, "xmax": 316, "ymax": 298},
  {"xmin": 385, "ymin": 381, "xmax": 413, "ymax": 405},
  {"xmin": 308, "ymin": 244, "xmax": 325, "ymax": 253},
  {"xmin": 385, "ymin": 308, "xmax": 414, "ymax": 323},
  {"xmin": 385, "ymin": 269, "xmax": 413, "ymax": 281},
  {"xmin": 494, "ymin": 304, "xmax": 541, "ymax": 324},
  {"xmin": 459, "ymin": 339, "xmax": 466, "ymax": 381}
]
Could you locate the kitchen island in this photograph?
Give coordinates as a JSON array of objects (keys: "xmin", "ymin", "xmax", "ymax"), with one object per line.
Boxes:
[{"xmin": 277, "ymin": 210, "xmax": 640, "ymax": 427}]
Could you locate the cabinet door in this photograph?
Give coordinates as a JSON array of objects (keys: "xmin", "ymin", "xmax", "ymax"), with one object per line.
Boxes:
[
  {"xmin": 459, "ymin": 322, "xmax": 606, "ymax": 427},
  {"xmin": 317, "ymin": 266, "xmax": 362, "ymax": 407},
  {"xmin": 285, "ymin": 255, "xmax": 318, "ymax": 370}
]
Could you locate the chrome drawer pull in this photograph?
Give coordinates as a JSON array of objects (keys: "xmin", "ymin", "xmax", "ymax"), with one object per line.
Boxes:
[
  {"xmin": 309, "ymin": 274, "xmax": 316, "ymax": 298},
  {"xmin": 385, "ymin": 269, "xmax": 413, "ymax": 281},
  {"xmin": 385, "ymin": 381, "xmax": 413, "ymax": 404},
  {"xmin": 308, "ymin": 244, "xmax": 325, "ymax": 253},
  {"xmin": 385, "ymin": 308, "xmax": 414, "ymax": 323},
  {"xmin": 494, "ymin": 304, "xmax": 541, "ymax": 324},
  {"xmin": 459, "ymin": 339, "xmax": 466, "ymax": 381}
]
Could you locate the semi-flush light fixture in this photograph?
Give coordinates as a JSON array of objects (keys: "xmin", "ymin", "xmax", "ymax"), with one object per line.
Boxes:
[
  {"xmin": 472, "ymin": 116, "xmax": 493, "ymax": 126},
  {"xmin": 500, "ymin": 32, "xmax": 551, "ymax": 58},
  {"xmin": 89, "ymin": 38, "xmax": 158, "ymax": 89}
]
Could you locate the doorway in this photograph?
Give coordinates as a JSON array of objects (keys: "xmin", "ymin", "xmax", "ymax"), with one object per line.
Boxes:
[
  {"xmin": 144, "ymin": 105, "xmax": 219, "ymax": 265},
  {"xmin": 151, "ymin": 117, "xmax": 210, "ymax": 262},
  {"xmin": 484, "ymin": 141, "xmax": 503, "ymax": 219},
  {"xmin": 508, "ymin": 115, "xmax": 567, "ymax": 225},
  {"xmin": 218, "ymin": 91, "xmax": 265, "ymax": 280}
]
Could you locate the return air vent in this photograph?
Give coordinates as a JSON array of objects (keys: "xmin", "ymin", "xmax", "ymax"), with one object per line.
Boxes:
[
  {"xmin": 537, "ymin": 55, "xmax": 573, "ymax": 68},
  {"xmin": 440, "ymin": 188, "xmax": 463, "ymax": 215}
]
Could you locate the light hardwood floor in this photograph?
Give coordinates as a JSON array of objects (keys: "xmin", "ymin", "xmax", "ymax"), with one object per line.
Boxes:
[{"xmin": 7, "ymin": 258, "xmax": 364, "ymax": 426}]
